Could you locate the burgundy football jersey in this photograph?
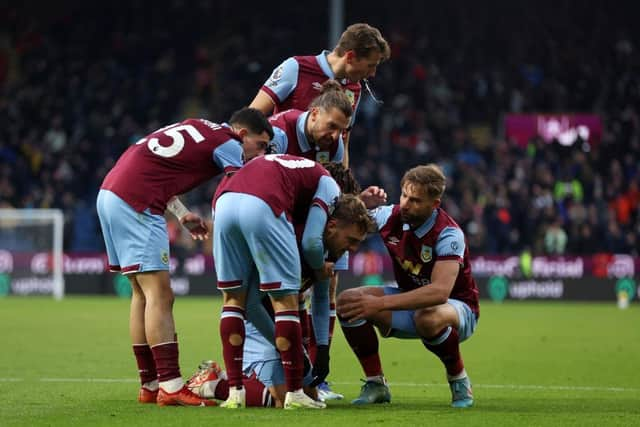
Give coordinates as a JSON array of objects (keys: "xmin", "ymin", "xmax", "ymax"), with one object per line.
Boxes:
[
  {"xmin": 268, "ymin": 109, "xmax": 341, "ymax": 162},
  {"xmin": 215, "ymin": 154, "xmax": 334, "ymax": 224},
  {"xmin": 262, "ymin": 54, "xmax": 361, "ymax": 114},
  {"xmin": 101, "ymin": 119, "xmax": 242, "ymax": 214},
  {"xmin": 379, "ymin": 205, "xmax": 480, "ymax": 317}
]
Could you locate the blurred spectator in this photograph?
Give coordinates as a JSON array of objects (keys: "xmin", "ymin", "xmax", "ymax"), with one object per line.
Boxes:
[{"xmin": 0, "ymin": 1, "xmax": 638, "ymax": 257}]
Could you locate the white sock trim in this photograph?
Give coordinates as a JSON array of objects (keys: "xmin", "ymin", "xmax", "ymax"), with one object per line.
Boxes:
[
  {"xmin": 423, "ymin": 326, "xmax": 452, "ymax": 346},
  {"xmin": 150, "ymin": 341, "xmax": 178, "ymax": 348},
  {"xmin": 365, "ymin": 375, "xmax": 386, "ymax": 385},
  {"xmin": 447, "ymin": 368, "xmax": 467, "ymax": 382},
  {"xmin": 159, "ymin": 377, "xmax": 184, "ymax": 393}
]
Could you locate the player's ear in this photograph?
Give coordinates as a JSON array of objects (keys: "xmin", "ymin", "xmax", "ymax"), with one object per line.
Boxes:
[
  {"xmin": 345, "ymin": 50, "xmax": 356, "ymax": 62},
  {"xmin": 237, "ymin": 128, "xmax": 248, "ymax": 140},
  {"xmin": 325, "ymin": 217, "xmax": 338, "ymax": 232}
]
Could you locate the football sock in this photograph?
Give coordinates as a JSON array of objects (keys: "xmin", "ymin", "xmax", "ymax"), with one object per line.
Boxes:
[
  {"xmin": 150, "ymin": 341, "xmax": 182, "ymax": 389},
  {"xmin": 132, "ymin": 343, "xmax": 157, "ymax": 385},
  {"xmin": 299, "ymin": 303, "xmax": 310, "ymax": 352},
  {"xmin": 340, "ymin": 318, "xmax": 383, "ymax": 377},
  {"xmin": 213, "ymin": 375, "xmax": 273, "ymax": 407},
  {"xmin": 220, "ymin": 305, "xmax": 246, "ymax": 388},
  {"xmin": 275, "ymin": 310, "xmax": 304, "ymax": 391},
  {"xmin": 243, "ymin": 375, "xmax": 273, "ymax": 407},
  {"xmin": 447, "ymin": 368, "xmax": 468, "ymax": 382},
  {"xmin": 212, "ymin": 378, "xmax": 229, "ymax": 400},
  {"xmin": 308, "ymin": 316, "xmax": 317, "ymax": 362},
  {"xmin": 142, "ymin": 380, "xmax": 159, "ymax": 391},
  {"xmin": 365, "ymin": 375, "xmax": 386, "ymax": 385},
  {"xmin": 422, "ymin": 326, "xmax": 464, "ymax": 377},
  {"xmin": 159, "ymin": 377, "xmax": 183, "ymax": 393}
]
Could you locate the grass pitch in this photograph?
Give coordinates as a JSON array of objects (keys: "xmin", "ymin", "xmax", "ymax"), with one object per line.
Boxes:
[{"xmin": 1, "ymin": 296, "xmax": 638, "ymax": 426}]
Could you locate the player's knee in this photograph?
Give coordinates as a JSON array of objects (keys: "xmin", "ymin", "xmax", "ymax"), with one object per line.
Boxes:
[
  {"xmin": 275, "ymin": 336, "xmax": 290, "ymax": 351},
  {"xmin": 414, "ymin": 308, "xmax": 442, "ymax": 338}
]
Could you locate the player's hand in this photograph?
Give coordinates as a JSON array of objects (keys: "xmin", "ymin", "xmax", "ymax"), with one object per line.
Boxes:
[
  {"xmin": 359, "ymin": 186, "xmax": 387, "ymax": 209},
  {"xmin": 310, "ymin": 344, "xmax": 330, "ymax": 387},
  {"xmin": 314, "ymin": 262, "xmax": 335, "ymax": 280},
  {"xmin": 180, "ymin": 213, "xmax": 210, "ymax": 241},
  {"xmin": 337, "ymin": 292, "xmax": 385, "ymax": 322}
]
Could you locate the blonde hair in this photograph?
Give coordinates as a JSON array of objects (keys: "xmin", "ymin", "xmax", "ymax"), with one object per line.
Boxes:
[
  {"xmin": 400, "ymin": 164, "xmax": 446, "ymax": 200},
  {"xmin": 335, "ymin": 23, "xmax": 391, "ymax": 61}
]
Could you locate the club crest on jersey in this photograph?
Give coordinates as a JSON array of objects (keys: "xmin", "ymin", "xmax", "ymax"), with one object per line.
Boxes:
[
  {"xmin": 316, "ymin": 151, "xmax": 330, "ymax": 163},
  {"xmin": 344, "ymin": 89, "xmax": 355, "ymax": 106},
  {"xmin": 160, "ymin": 251, "xmax": 169, "ymax": 265},
  {"xmin": 420, "ymin": 245, "xmax": 432, "ymax": 263}
]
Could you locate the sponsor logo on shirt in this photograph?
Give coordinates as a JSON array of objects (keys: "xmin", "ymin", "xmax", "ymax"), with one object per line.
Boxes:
[{"xmin": 387, "ymin": 236, "xmax": 400, "ymax": 245}]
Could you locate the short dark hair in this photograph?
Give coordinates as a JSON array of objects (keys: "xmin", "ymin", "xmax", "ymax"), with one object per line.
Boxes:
[{"xmin": 229, "ymin": 107, "xmax": 274, "ymax": 140}]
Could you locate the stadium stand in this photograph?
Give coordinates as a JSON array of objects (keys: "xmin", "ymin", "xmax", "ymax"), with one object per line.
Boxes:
[{"xmin": 1, "ymin": 1, "xmax": 637, "ymax": 256}]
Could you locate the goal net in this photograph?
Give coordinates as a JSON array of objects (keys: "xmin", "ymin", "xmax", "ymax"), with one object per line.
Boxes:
[{"xmin": 0, "ymin": 209, "xmax": 65, "ymax": 299}]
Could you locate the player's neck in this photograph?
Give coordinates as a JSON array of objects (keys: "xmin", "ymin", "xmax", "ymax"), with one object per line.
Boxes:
[
  {"xmin": 304, "ymin": 117, "xmax": 317, "ymax": 147},
  {"xmin": 326, "ymin": 51, "xmax": 347, "ymax": 80}
]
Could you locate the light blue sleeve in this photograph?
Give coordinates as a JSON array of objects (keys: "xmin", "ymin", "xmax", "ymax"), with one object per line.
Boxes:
[
  {"xmin": 436, "ymin": 226, "xmax": 466, "ymax": 259},
  {"xmin": 331, "ymin": 137, "xmax": 345, "ymax": 162},
  {"xmin": 302, "ymin": 176, "xmax": 340, "ymax": 269},
  {"xmin": 369, "ymin": 204, "xmax": 394, "ymax": 231},
  {"xmin": 212, "ymin": 139, "xmax": 243, "ymax": 170},
  {"xmin": 269, "ymin": 126, "xmax": 289, "ymax": 154},
  {"xmin": 301, "ymin": 205, "xmax": 328, "ymax": 270},
  {"xmin": 311, "ymin": 279, "xmax": 330, "ymax": 345},
  {"xmin": 263, "ymin": 57, "xmax": 299, "ymax": 104},
  {"xmin": 313, "ymin": 175, "xmax": 341, "ymax": 211}
]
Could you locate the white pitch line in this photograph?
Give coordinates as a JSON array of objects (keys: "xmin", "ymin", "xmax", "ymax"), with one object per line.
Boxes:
[
  {"xmin": 335, "ymin": 382, "xmax": 639, "ymax": 393},
  {"xmin": 40, "ymin": 378, "xmax": 138, "ymax": 383},
  {"xmin": 0, "ymin": 378, "xmax": 637, "ymax": 393}
]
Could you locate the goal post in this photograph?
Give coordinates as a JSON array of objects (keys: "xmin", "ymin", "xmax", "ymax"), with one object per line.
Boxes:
[{"xmin": 0, "ymin": 209, "xmax": 65, "ymax": 299}]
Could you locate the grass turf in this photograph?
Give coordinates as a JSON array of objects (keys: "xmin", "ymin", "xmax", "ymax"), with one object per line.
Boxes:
[{"xmin": 1, "ymin": 296, "xmax": 638, "ymax": 426}]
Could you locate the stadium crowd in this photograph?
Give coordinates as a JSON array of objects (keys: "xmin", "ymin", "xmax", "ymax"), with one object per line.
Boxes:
[{"xmin": 1, "ymin": 1, "xmax": 638, "ymax": 256}]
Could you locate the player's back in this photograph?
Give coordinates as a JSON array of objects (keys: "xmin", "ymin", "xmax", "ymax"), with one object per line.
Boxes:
[
  {"xmin": 216, "ymin": 154, "xmax": 330, "ymax": 223},
  {"xmin": 102, "ymin": 119, "xmax": 241, "ymax": 214}
]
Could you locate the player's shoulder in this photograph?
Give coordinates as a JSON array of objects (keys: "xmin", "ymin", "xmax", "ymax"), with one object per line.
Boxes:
[
  {"xmin": 436, "ymin": 208, "xmax": 462, "ymax": 230},
  {"xmin": 269, "ymin": 108, "xmax": 303, "ymax": 122}
]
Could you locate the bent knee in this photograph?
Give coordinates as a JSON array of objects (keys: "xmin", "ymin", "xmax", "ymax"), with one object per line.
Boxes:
[{"xmin": 414, "ymin": 308, "xmax": 447, "ymax": 338}]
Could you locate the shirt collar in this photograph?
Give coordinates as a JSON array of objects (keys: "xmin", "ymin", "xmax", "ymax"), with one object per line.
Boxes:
[
  {"xmin": 402, "ymin": 209, "xmax": 439, "ymax": 238},
  {"xmin": 296, "ymin": 111, "xmax": 312, "ymax": 152},
  {"xmin": 316, "ymin": 50, "xmax": 335, "ymax": 79}
]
